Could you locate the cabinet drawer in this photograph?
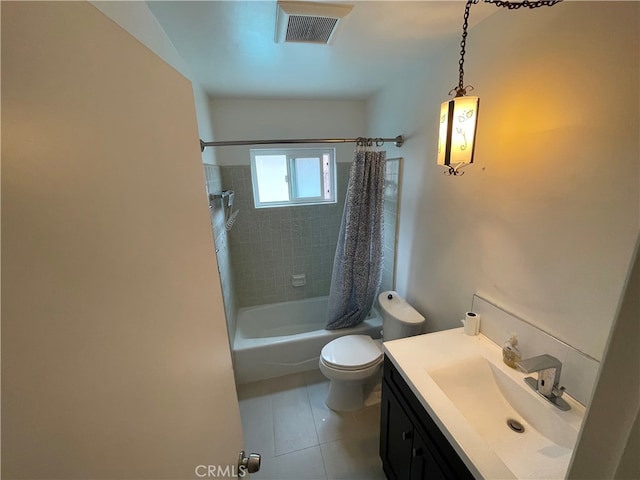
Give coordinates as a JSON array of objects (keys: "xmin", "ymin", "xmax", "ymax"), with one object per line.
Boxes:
[{"xmin": 380, "ymin": 380, "xmax": 414, "ymax": 480}]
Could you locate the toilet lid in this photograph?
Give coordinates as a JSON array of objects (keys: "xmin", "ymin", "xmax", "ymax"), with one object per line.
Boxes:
[{"xmin": 321, "ymin": 335, "xmax": 383, "ymax": 371}]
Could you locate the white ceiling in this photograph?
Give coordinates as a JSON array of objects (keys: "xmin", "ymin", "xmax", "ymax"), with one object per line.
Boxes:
[{"xmin": 146, "ymin": 1, "xmax": 497, "ymax": 99}]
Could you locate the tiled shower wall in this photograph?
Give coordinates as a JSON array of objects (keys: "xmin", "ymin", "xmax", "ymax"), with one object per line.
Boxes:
[
  {"xmin": 222, "ymin": 163, "xmax": 350, "ymax": 307},
  {"xmin": 206, "ymin": 158, "xmax": 400, "ymax": 328},
  {"xmin": 204, "ymin": 164, "xmax": 237, "ymax": 344}
]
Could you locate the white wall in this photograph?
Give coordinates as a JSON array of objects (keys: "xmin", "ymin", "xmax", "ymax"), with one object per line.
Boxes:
[
  {"xmin": 367, "ymin": 1, "xmax": 639, "ymax": 362},
  {"xmin": 1, "ymin": 2, "xmax": 241, "ymax": 477},
  {"xmin": 568, "ymin": 237, "xmax": 640, "ymax": 478},
  {"xmin": 210, "ymin": 98, "xmax": 367, "ymax": 165},
  {"xmin": 91, "ymin": 0, "xmax": 218, "ymax": 165}
]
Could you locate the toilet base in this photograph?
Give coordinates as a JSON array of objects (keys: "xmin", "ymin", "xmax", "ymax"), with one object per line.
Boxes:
[
  {"xmin": 363, "ymin": 376, "xmax": 382, "ymax": 407},
  {"xmin": 325, "ymin": 379, "xmax": 365, "ymax": 412},
  {"xmin": 322, "ymin": 366, "xmax": 383, "ymax": 412}
]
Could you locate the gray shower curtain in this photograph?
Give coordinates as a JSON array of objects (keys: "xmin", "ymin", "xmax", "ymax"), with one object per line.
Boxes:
[{"xmin": 326, "ymin": 149, "xmax": 386, "ymax": 330}]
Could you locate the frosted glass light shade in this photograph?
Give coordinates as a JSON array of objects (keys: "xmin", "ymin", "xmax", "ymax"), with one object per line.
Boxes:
[{"xmin": 437, "ymin": 95, "xmax": 480, "ymax": 170}]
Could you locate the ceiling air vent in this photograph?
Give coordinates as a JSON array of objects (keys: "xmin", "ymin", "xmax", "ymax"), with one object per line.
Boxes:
[{"xmin": 275, "ymin": 1, "xmax": 353, "ymax": 45}]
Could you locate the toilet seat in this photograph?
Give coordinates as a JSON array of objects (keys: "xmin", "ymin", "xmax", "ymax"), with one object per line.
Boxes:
[{"xmin": 320, "ymin": 335, "xmax": 383, "ymax": 371}]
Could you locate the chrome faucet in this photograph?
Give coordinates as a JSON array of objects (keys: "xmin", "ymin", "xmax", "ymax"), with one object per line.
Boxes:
[{"xmin": 516, "ymin": 354, "xmax": 571, "ymax": 411}]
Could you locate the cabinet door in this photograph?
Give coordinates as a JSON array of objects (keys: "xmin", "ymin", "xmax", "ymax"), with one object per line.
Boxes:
[
  {"xmin": 381, "ymin": 379, "xmax": 414, "ymax": 480},
  {"xmin": 410, "ymin": 430, "xmax": 448, "ymax": 480}
]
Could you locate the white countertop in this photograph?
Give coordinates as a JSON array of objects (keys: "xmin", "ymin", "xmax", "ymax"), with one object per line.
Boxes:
[{"xmin": 383, "ymin": 328, "xmax": 585, "ymax": 480}]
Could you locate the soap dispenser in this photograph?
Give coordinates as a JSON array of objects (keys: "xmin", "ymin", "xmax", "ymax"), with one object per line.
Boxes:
[{"xmin": 502, "ymin": 333, "xmax": 521, "ymax": 369}]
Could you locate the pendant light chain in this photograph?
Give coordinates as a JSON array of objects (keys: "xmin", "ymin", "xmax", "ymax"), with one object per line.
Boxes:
[
  {"xmin": 484, "ymin": 0, "xmax": 563, "ymax": 9},
  {"xmin": 455, "ymin": 0, "xmax": 479, "ymax": 97},
  {"xmin": 454, "ymin": 0, "xmax": 562, "ymax": 97}
]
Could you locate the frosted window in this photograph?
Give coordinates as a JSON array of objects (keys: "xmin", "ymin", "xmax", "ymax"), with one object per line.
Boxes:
[
  {"xmin": 292, "ymin": 157, "xmax": 322, "ymax": 198},
  {"xmin": 250, "ymin": 148, "xmax": 336, "ymax": 208},
  {"xmin": 254, "ymin": 155, "xmax": 288, "ymax": 203}
]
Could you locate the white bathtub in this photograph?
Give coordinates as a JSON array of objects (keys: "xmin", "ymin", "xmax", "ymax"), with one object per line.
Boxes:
[{"xmin": 233, "ymin": 296, "xmax": 383, "ymax": 384}]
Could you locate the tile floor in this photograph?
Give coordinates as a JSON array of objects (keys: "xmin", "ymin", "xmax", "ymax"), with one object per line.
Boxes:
[{"xmin": 236, "ymin": 369, "xmax": 387, "ymax": 480}]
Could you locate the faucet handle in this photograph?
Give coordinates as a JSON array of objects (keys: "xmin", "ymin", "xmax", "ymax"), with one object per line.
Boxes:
[{"xmin": 552, "ymin": 385, "xmax": 566, "ymax": 398}]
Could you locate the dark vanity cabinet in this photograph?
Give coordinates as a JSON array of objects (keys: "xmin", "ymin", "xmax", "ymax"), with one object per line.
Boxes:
[{"xmin": 380, "ymin": 356, "xmax": 474, "ymax": 480}]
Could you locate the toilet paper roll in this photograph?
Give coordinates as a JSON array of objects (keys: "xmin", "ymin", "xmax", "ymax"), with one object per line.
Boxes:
[{"xmin": 461, "ymin": 312, "xmax": 480, "ymax": 336}]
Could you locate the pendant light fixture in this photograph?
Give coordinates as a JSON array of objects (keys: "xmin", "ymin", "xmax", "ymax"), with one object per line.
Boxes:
[
  {"xmin": 438, "ymin": 0, "xmax": 563, "ymax": 176},
  {"xmin": 437, "ymin": 0, "xmax": 479, "ymax": 177}
]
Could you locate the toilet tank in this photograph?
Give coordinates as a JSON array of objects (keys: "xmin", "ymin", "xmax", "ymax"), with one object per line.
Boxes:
[{"xmin": 378, "ymin": 291, "xmax": 425, "ymax": 341}]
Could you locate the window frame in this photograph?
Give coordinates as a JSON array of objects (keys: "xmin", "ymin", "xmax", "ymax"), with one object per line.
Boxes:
[{"xmin": 250, "ymin": 147, "xmax": 337, "ymax": 208}]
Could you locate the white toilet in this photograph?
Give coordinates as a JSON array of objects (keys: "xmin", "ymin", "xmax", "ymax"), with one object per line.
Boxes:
[{"xmin": 319, "ymin": 291, "xmax": 425, "ymax": 411}]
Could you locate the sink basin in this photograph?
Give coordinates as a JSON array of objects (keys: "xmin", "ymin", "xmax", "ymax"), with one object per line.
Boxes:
[{"xmin": 427, "ymin": 356, "xmax": 579, "ymax": 479}]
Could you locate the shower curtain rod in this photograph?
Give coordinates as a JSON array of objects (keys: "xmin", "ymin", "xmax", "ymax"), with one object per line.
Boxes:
[{"xmin": 199, "ymin": 135, "xmax": 404, "ymax": 151}]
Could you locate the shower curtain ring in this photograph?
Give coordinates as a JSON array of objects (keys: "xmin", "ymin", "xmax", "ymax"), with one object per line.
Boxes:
[{"xmin": 375, "ymin": 138, "xmax": 384, "ymax": 147}]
